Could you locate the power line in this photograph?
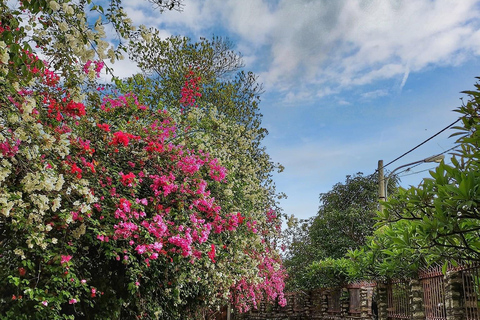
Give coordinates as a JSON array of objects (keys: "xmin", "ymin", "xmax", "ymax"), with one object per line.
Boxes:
[
  {"xmin": 396, "ymin": 162, "xmax": 423, "ymax": 176},
  {"xmin": 398, "ymin": 166, "xmax": 436, "ymax": 178},
  {"xmin": 394, "ymin": 145, "xmax": 459, "ymax": 176},
  {"xmin": 324, "ymin": 122, "xmax": 460, "ymax": 214},
  {"xmin": 398, "ymin": 162, "xmax": 453, "ymax": 178},
  {"xmin": 380, "ymin": 118, "xmax": 461, "ymax": 171}
]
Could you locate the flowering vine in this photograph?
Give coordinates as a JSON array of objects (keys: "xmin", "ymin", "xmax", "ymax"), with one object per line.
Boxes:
[{"xmin": 0, "ymin": 2, "xmax": 286, "ymax": 319}]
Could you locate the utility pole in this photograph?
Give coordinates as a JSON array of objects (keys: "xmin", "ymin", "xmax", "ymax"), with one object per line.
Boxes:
[{"xmin": 378, "ymin": 160, "xmax": 385, "ymax": 212}]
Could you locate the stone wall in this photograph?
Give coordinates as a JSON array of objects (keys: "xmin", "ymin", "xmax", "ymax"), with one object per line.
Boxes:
[
  {"xmin": 236, "ymin": 284, "xmax": 375, "ymax": 320},
  {"xmin": 235, "ymin": 265, "xmax": 478, "ymax": 320}
]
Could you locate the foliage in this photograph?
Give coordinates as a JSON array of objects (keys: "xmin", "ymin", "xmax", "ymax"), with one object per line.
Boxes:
[
  {"xmin": 312, "ymin": 173, "xmax": 388, "ymax": 259},
  {"xmin": 347, "ymin": 221, "xmax": 425, "ymax": 280},
  {"xmin": 284, "ymin": 173, "xmax": 396, "ymax": 290},
  {"xmin": 373, "ymin": 80, "xmax": 480, "ymax": 271},
  {"xmin": 343, "ymin": 78, "xmax": 480, "ymax": 281},
  {"xmin": 281, "ymin": 218, "xmax": 320, "ymax": 290},
  {"xmin": 303, "ymin": 257, "xmax": 360, "ymax": 290},
  {"xmin": 0, "ymin": 1, "xmax": 286, "ymax": 319},
  {"xmin": 120, "ymin": 34, "xmax": 286, "ymax": 273}
]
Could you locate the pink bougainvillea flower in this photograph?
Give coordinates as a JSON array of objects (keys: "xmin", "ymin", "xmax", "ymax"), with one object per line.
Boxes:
[
  {"xmin": 42, "ymin": 301, "xmax": 48, "ymax": 306},
  {"xmin": 60, "ymin": 255, "xmax": 72, "ymax": 265},
  {"xmin": 135, "ymin": 245, "xmax": 146, "ymax": 255},
  {"xmin": 83, "ymin": 60, "xmax": 92, "ymax": 74},
  {"xmin": 208, "ymin": 159, "xmax": 227, "ymax": 182},
  {"xmin": 96, "ymin": 123, "xmax": 111, "ymax": 132},
  {"xmin": 0, "ymin": 139, "xmax": 20, "ymax": 158},
  {"xmin": 69, "ymin": 299, "xmax": 77, "ymax": 304},
  {"xmin": 94, "ymin": 60, "xmax": 104, "ymax": 77}
]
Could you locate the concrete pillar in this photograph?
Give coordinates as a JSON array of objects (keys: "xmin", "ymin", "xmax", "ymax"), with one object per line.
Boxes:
[
  {"xmin": 320, "ymin": 290, "xmax": 329, "ymax": 319},
  {"xmin": 360, "ymin": 287, "xmax": 370, "ymax": 319},
  {"xmin": 410, "ymin": 279, "xmax": 425, "ymax": 320},
  {"xmin": 445, "ymin": 269, "xmax": 464, "ymax": 320},
  {"xmin": 341, "ymin": 287, "xmax": 350, "ymax": 317},
  {"xmin": 375, "ymin": 283, "xmax": 388, "ymax": 320}
]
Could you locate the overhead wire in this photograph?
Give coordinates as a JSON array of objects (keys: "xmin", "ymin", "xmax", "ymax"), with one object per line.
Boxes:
[
  {"xmin": 397, "ymin": 163, "xmax": 452, "ymax": 178},
  {"xmin": 337, "ymin": 122, "xmax": 463, "ymax": 210},
  {"xmin": 319, "ymin": 119, "xmax": 461, "ymax": 212},
  {"xmin": 378, "ymin": 118, "xmax": 461, "ymax": 172},
  {"xmin": 394, "ymin": 145, "xmax": 459, "ymax": 176},
  {"xmin": 395, "ymin": 162, "xmax": 424, "ymax": 176}
]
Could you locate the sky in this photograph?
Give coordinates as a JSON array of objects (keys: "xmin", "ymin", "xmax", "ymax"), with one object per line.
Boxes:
[{"xmin": 112, "ymin": 0, "xmax": 480, "ymax": 221}]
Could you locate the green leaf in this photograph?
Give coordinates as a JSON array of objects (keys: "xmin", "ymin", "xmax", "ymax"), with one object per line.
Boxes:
[{"xmin": 442, "ymin": 261, "xmax": 448, "ymax": 275}]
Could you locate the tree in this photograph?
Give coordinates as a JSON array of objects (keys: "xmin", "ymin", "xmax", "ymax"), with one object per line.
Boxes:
[
  {"xmin": 120, "ymin": 34, "xmax": 285, "ymax": 248},
  {"xmin": 312, "ymin": 173, "xmax": 385, "ymax": 259},
  {"xmin": 283, "ymin": 173, "xmax": 397, "ymax": 290},
  {"xmin": 281, "ymin": 217, "xmax": 321, "ymax": 290},
  {"xmin": 123, "ymin": 35, "xmax": 288, "ymax": 312},
  {"xmin": 347, "ymin": 220, "xmax": 426, "ymax": 280},
  {"xmin": 0, "ymin": 1, "xmax": 286, "ymax": 318},
  {"xmin": 128, "ymin": 34, "xmax": 262, "ymax": 125},
  {"xmin": 375, "ymin": 79, "xmax": 480, "ymax": 268}
]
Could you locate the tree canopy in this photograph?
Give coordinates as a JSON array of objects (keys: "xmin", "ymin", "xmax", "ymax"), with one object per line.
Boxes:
[
  {"xmin": 0, "ymin": 1, "xmax": 286, "ymax": 319},
  {"xmin": 284, "ymin": 173, "xmax": 397, "ymax": 290},
  {"xmin": 341, "ymin": 79, "xmax": 480, "ymax": 281},
  {"xmin": 371, "ymin": 80, "xmax": 480, "ymax": 272}
]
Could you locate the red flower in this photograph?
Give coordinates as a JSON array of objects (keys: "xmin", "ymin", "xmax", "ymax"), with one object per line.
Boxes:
[
  {"xmin": 70, "ymin": 163, "xmax": 82, "ymax": 178},
  {"xmin": 97, "ymin": 123, "xmax": 111, "ymax": 132},
  {"xmin": 119, "ymin": 172, "xmax": 136, "ymax": 186},
  {"xmin": 65, "ymin": 100, "xmax": 86, "ymax": 117},
  {"xmin": 110, "ymin": 131, "xmax": 131, "ymax": 147},
  {"xmin": 70, "ymin": 163, "xmax": 81, "ymax": 174},
  {"xmin": 208, "ymin": 244, "xmax": 216, "ymax": 263},
  {"xmin": 179, "ymin": 69, "xmax": 202, "ymax": 109},
  {"xmin": 18, "ymin": 267, "xmax": 26, "ymax": 276}
]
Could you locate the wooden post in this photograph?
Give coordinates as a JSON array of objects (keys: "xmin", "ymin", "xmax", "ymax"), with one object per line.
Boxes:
[{"xmin": 378, "ymin": 160, "xmax": 385, "ymax": 212}]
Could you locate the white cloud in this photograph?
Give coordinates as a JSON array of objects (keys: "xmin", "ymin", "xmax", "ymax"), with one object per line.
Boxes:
[
  {"xmin": 361, "ymin": 89, "xmax": 389, "ymax": 100},
  {"xmin": 216, "ymin": 0, "xmax": 276, "ymax": 45},
  {"xmin": 337, "ymin": 99, "xmax": 351, "ymax": 106},
  {"xmin": 123, "ymin": 0, "xmax": 223, "ymax": 36},
  {"xmin": 211, "ymin": 0, "xmax": 480, "ymax": 100},
  {"xmin": 104, "ymin": 0, "xmax": 480, "ymax": 102},
  {"xmin": 109, "ymin": 57, "xmax": 141, "ymax": 80},
  {"xmin": 399, "ymin": 67, "xmax": 410, "ymax": 91}
]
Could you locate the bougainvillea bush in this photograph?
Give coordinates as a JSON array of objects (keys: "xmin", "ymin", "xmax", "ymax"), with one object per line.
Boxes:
[{"xmin": 0, "ymin": 1, "xmax": 286, "ymax": 319}]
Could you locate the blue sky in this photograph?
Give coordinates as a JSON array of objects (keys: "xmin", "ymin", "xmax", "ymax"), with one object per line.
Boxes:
[{"xmin": 113, "ymin": 0, "xmax": 480, "ymax": 221}]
